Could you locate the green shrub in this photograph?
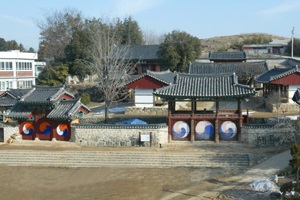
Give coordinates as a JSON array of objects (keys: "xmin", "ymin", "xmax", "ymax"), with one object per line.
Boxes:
[{"xmin": 80, "ymin": 93, "xmax": 90, "ymax": 105}]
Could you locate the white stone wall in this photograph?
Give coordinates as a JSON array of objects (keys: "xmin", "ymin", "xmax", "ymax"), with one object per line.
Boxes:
[
  {"xmin": 3, "ymin": 125, "xmax": 19, "ymax": 143},
  {"xmin": 72, "ymin": 125, "xmax": 168, "ymax": 147}
]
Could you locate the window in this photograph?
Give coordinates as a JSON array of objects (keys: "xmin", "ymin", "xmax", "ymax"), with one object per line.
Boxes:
[
  {"xmin": 16, "ymin": 62, "xmax": 32, "ymax": 70},
  {"xmin": 17, "ymin": 80, "xmax": 32, "ymax": 89},
  {"xmin": 0, "ymin": 81, "xmax": 13, "ymax": 91},
  {"xmin": 0, "ymin": 62, "xmax": 12, "ymax": 70},
  {"xmin": 0, "ymin": 62, "xmax": 4, "ymax": 70}
]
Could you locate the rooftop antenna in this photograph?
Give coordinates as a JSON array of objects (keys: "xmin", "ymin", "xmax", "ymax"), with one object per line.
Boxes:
[{"xmin": 292, "ymin": 27, "xmax": 295, "ymax": 58}]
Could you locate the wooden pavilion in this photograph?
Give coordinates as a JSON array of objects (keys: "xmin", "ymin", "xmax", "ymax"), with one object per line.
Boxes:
[{"xmin": 153, "ymin": 73, "xmax": 256, "ymax": 143}]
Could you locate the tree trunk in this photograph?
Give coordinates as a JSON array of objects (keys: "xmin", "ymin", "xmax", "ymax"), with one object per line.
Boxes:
[{"xmin": 104, "ymin": 101, "xmax": 110, "ymax": 123}]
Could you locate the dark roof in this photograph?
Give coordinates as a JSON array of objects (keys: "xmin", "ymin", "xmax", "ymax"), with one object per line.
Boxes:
[
  {"xmin": 47, "ymin": 99, "xmax": 90, "ymax": 120},
  {"xmin": 0, "ymin": 88, "xmax": 32, "ymax": 99},
  {"xmin": 6, "ymin": 102, "xmax": 32, "ymax": 119},
  {"xmin": 7, "ymin": 99, "xmax": 90, "ymax": 120},
  {"xmin": 0, "ymin": 98, "xmax": 18, "ymax": 107},
  {"xmin": 0, "ymin": 89, "xmax": 32, "ymax": 107},
  {"xmin": 189, "ymin": 61, "xmax": 268, "ymax": 77},
  {"xmin": 153, "ymin": 73, "xmax": 256, "ymax": 100},
  {"xmin": 20, "ymin": 85, "xmax": 74, "ymax": 105},
  {"xmin": 209, "ymin": 51, "xmax": 246, "ymax": 61},
  {"xmin": 125, "ymin": 45, "xmax": 160, "ymax": 60},
  {"xmin": 126, "ymin": 70, "xmax": 175, "ymax": 86},
  {"xmin": 256, "ymin": 66, "xmax": 300, "ymax": 83}
]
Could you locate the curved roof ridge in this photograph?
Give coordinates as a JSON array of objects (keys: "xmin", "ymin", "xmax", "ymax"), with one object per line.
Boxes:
[{"xmin": 147, "ymin": 69, "xmax": 171, "ymax": 75}]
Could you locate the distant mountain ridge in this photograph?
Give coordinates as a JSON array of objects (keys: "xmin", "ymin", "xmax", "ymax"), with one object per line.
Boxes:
[{"xmin": 200, "ymin": 33, "xmax": 289, "ymax": 55}]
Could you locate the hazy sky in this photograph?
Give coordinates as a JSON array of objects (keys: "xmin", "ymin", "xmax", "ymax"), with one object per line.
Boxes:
[{"xmin": 0, "ymin": 0, "xmax": 299, "ymax": 50}]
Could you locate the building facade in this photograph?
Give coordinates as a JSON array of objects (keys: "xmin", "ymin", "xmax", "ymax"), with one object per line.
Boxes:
[{"xmin": 0, "ymin": 50, "xmax": 42, "ymax": 93}]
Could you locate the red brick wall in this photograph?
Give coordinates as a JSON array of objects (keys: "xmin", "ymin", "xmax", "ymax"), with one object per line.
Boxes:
[
  {"xmin": 16, "ymin": 71, "xmax": 33, "ymax": 77},
  {"xmin": 0, "ymin": 71, "xmax": 13, "ymax": 77}
]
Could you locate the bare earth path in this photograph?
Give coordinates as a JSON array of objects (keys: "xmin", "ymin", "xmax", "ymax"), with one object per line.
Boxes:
[{"xmin": 0, "ymin": 141, "xmax": 290, "ymax": 200}]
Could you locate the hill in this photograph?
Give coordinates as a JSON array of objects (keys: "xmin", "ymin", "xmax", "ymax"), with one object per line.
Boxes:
[{"xmin": 200, "ymin": 33, "xmax": 289, "ymax": 56}]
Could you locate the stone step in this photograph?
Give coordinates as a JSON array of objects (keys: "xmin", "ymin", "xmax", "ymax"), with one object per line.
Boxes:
[{"xmin": 0, "ymin": 150, "xmax": 250, "ymax": 168}]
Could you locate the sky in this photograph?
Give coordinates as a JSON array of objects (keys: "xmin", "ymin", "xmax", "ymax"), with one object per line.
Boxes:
[{"xmin": 0, "ymin": 0, "xmax": 299, "ymax": 50}]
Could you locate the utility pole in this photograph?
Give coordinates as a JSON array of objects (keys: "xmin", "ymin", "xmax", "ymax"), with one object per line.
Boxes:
[{"xmin": 292, "ymin": 27, "xmax": 294, "ymax": 58}]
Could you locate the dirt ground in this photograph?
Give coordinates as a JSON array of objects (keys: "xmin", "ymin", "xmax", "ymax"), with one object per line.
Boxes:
[{"xmin": 0, "ymin": 142, "xmax": 290, "ymax": 200}]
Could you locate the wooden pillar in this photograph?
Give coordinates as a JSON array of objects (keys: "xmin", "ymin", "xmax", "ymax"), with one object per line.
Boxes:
[
  {"xmin": 167, "ymin": 101, "xmax": 173, "ymax": 143},
  {"xmin": 214, "ymin": 99, "xmax": 219, "ymax": 143},
  {"xmin": 237, "ymin": 99, "xmax": 242, "ymax": 142},
  {"xmin": 287, "ymin": 85, "xmax": 289, "ymax": 102},
  {"xmin": 190, "ymin": 99, "xmax": 195, "ymax": 143},
  {"xmin": 278, "ymin": 85, "xmax": 281, "ymax": 103}
]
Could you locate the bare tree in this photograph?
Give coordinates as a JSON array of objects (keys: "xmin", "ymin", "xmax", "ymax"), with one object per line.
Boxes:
[
  {"xmin": 143, "ymin": 29, "xmax": 165, "ymax": 45},
  {"xmin": 85, "ymin": 19, "xmax": 134, "ymax": 123},
  {"xmin": 239, "ymin": 62, "xmax": 267, "ymax": 87},
  {"xmin": 36, "ymin": 8, "xmax": 83, "ymax": 61}
]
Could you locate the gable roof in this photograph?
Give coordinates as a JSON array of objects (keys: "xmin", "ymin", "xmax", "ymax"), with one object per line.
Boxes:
[
  {"xmin": 153, "ymin": 73, "xmax": 256, "ymax": 100},
  {"xmin": 125, "ymin": 45, "xmax": 160, "ymax": 60},
  {"xmin": 189, "ymin": 61, "xmax": 268, "ymax": 77},
  {"xmin": 47, "ymin": 99, "xmax": 90, "ymax": 120},
  {"xmin": 209, "ymin": 51, "xmax": 246, "ymax": 61},
  {"xmin": 20, "ymin": 85, "xmax": 74, "ymax": 105},
  {"xmin": 126, "ymin": 70, "xmax": 175, "ymax": 86},
  {"xmin": 0, "ymin": 88, "xmax": 32, "ymax": 107},
  {"xmin": 256, "ymin": 66, "xmax": 300, "ymax": 83}
]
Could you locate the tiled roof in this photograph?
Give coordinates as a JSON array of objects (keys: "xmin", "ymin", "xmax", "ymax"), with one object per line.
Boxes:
[
  {"xmin": 6, "ymin": 102, "xmax": 32, "ymax": 119},
  {"xmin": 256, "ymin": 66, "xmax": 300, "ymax": 83},
  {"xmin": 0, "ymin": 88, "xmax": 32, "ymax": 99},
  {"xmin": 7, "ymin": 99, "xmax": 90, "ymax": 120},
  {"xmin": 153, "ymin": 73, "xmax": 256, "ymax": 100},
  {"xmin": 124, "ymin": 45, "xmax": 160, "ymax": 60},
  {"xmin": 126, "ymin": 70, "xmax": 175, "ymax": 86},
  {"xmin": 209, "ymin": 51, "xmax": 246, "ymax": 61},
  {"xmin": 0, "ymin": 98, "xmax": 18, "ymax": 107},
  {"xmin": 189, "ymin": 61, "xmax": 268, "ymax": 77},
  {"xmin": 20, "ymin": 85, "xmax": 74, "ymax": 105},
  {"xmin": 47, "ymin": 99, "xmax": 90, "ymax": 120},
  {"xmin": 0, "ymin": 88, "xmax": 32, "ymax": 107}
]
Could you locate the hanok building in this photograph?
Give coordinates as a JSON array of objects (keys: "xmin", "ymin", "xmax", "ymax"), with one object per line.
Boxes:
[
  {"xmin": 208, "ymin": 51, "xmax": 247, "ymax": 63},
  {"xmin": 125, "ymin": 70, "xmax": 175, "ymax": 107},
  {"xmin": 256, "ymin": 65, "xmax": 300, "ymax": 104},
  {"xmin": 0, "ymin": 88, "xmax": 32, "ymax": 122},
  {"xmin": 153, "ymin": 73, "xmax": 256, "ymax": 143},
  {"xmin": 7, "ymin": 85, "xmax": 90, "ymax": 141},
  {"xmin": 125, "ymin": 45, "xmax": 161, "ymax": 74},
  {"xmin": 189, "ymin": 61, "xmax": 268, "ymax": 86}
]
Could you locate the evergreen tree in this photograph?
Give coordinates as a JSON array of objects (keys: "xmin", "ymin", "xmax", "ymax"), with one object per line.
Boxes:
[
  {"xmin": 158, "ymin": 30, "xmax": 201, "ymax": 72},
  {"xmin": 286, "ymin": 38, "xmax": 300, "ymax": 57},
  {"xmin": 38, "ymin": 64, "xmax": 68, "ymax": 86}
]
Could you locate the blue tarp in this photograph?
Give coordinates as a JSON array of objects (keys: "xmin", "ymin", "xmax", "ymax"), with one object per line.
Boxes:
[{"xmin": 117, "ymin": 118, "xmax": 148, "ymax": 125}]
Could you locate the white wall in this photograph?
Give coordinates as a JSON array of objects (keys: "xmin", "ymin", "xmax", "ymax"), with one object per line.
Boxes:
[{"xmin": 135, "ymin": 89, "xmax": 154, "ymax": 107}]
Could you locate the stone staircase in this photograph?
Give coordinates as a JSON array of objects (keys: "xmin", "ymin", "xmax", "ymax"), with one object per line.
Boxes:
[{"xmin": 0, "ymin": 150, "xmax": 250, "ymax": 169}]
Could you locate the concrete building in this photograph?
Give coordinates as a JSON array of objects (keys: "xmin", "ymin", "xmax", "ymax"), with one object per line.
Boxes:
[{"xmin": 0, "ymin": 50, "xmax": 44, "ymax": 94}]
